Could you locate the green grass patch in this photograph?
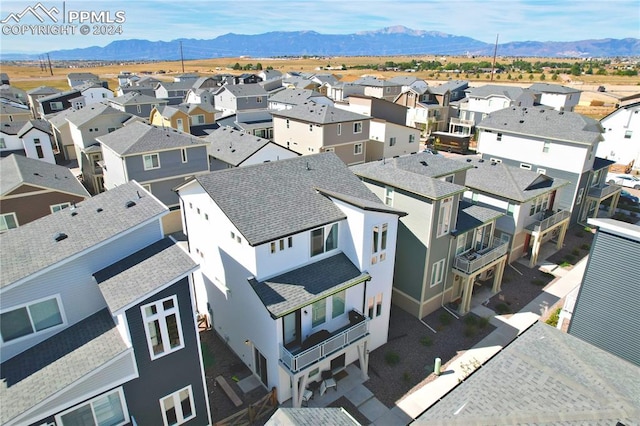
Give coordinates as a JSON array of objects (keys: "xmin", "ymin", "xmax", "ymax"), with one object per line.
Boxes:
[
  {"xmin": 545, "ymin": 307, "xmax": 562, "ymax": 327},
  {"xmin": 559, "ymin": 261, "xmax": 572, "ymax": 268},
  {"xmin": 201, "ymin": 343, "xmax": 215, "ymax": 371}
]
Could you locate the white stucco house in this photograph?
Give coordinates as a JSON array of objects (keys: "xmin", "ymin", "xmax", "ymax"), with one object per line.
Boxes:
[
  {"xmin": 596, "ymin": 101, "xmax": 640, "ymax": 171},
  {"xmin": 176, "ymin": 153, "xmax": 405, "ymax": 408}
]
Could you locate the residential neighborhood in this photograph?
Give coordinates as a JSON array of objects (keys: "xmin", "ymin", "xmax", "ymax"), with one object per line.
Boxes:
[{"xmin": 1, "ymin": 59, "xmax": 639, "ymax": 425}]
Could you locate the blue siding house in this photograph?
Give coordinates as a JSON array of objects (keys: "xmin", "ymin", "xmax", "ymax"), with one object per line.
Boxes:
[{"xmin": 0, "ymin": 181, "xmax": 211, "ymax": 425}]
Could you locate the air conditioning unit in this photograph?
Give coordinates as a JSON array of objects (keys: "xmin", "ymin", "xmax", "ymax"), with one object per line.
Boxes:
[{"xmin": 478, "ymin": 268, "xmax": 495, "ymax": 281}]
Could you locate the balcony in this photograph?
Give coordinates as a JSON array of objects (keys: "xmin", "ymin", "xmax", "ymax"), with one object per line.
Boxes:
[
  {"xmin": 588, "ymin": 183, "xmax": 620, "ymax": 200},
  {"xmin": 453, "ymin": 238, "xmax": 509, "ymax": 275},
  {"xmin": 280, "ymin": 310, "xmax": 368, "ymax": 374},
  {"xmin": 525, "ymin": 209, "xmax": 571, "ymax": 233},
  {"xmin": 449, "ymin": 117, "xmax": 474, "ymax": 127}
]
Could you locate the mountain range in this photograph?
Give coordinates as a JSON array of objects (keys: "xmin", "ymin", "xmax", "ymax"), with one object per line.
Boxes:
[{"xmin": 2, "ymin": 26, "xmax": 638, "ymax": 60}]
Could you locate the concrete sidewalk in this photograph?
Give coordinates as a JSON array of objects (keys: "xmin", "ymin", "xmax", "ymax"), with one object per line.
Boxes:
[{"xmin": 394, "ymin": 256, "xmax": 588, "ymax": 421}]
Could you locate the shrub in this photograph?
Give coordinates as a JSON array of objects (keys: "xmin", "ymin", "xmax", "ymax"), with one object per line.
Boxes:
[
  {"xmin": 559, "ymin": 261, "xmax": 572, "ymax": 268},
  {"xmin": 564, "ymin": 254, "xmax": 576, "ymax": 262},
  {"xmin": 478, "ymin": 316, "xmax": 491, "ymax": 329},
  {"xmin": 385, "ymin": 351, "xmax": 400, "ymax": 366},
  {"xmin": 581, "ymin": 243, "xmax": 591, "ymax": 250},
  {"xmin": 420, "ymin": 336, "xmax": 433, "ymax": 347},
  {"xmin": 463, "ymin": 324, "xmax": 477, "ymax": 337},
  {"xmin": 546, "ymin": 307, "xmax": 561, "ymax": 327},
  {"xmin": 572, "ymin": 248, "xmax": 580, "ymax": 256},
  {"xmin": 495, "ymin": 303, "xmax": 510, "ymax": 314},
  {"xmin": 463, "ymin": 315, "xmax": 477, "ymax": 326},
  {"xmin": 439, "ymin": 312, "xmax": 452, "ymax": 326}
]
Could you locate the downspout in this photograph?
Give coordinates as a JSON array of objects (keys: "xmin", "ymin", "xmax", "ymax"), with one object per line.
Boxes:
[{"xmin": 441, "ymin": 233, "xmax": 459, "ymax": 319}]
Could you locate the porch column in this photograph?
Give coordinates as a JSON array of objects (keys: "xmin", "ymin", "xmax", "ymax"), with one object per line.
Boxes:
[
  {"xmin": 492, "ymin": 258, "xmax": 506, "ymax": 293},
  {"xmin": 357, "ymin": 341, "xmax": 369, "ymax": 380},
  {"xmin": 292, "ymin": 373, "xmax": 309, "ymax": 408},
  {"xmin": 529, "ymin": 233, "xmax": 542, "ymax": 268},
  {"xmin": 556, "ymin": 222, "xmax": 569, "ymax": 250},
  {"xmin": 460, "ymin": 276, "xmax": 474, "ymax": 315},
  {"xmin": 609, "ymin": 192, "xmax": 621, "ymax": 217}
]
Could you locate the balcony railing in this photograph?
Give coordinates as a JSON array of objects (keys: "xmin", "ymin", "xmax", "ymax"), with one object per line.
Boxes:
[
  {"xmin": 449, "ymin": 117, "xmax": 474, "ymax": 127},
  {"xmin": 453, "ymin": 237, "xmax": 508, "ymax": 275},
  {"xmin": 525, "ymin": 209, "xmax": 571, "ymax": 233},
  {"xmin": 588, "ymin": 183, "xmax": 620, "ymax": 200},
  {"xmin": 280, "ymin": 311, "xmax": 368, "ymax": 374}
]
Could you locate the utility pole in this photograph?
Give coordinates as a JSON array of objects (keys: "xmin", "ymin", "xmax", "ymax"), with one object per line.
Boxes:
[
  {"xmin": 180, "ymin": 41, "xmax": 185, "ymax": 73},
  {"xmin": 490, "ymin": 34, "xmax": 499, "ymax": 82},
  {"xmin": 46, "ymin": 53, "xmax": 54, "ymax": 76}
]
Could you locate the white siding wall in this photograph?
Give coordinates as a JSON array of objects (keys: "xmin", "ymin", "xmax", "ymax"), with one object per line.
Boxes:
[
  {"xmin": 468, "ymin": 96, "xmax": 510, "ymax": 114},
  {"xmin": 102, "ymin": 147, "xmax": 128, "ymax": 190},
  {"xmin": 597, "ymin": 105, "xmax": 640, "ymax": 169},
  {"xmin": 21, "ymin": 129, "xmax": 56, "ymax": 164},
  {"xmin": 272, "ymin": 116, "xmax": 324, "ymax": 154},
  {"xmin": 82, "ymin": 88, "xmax": 114, "ymax": 106},
  {"xmin": 243, "ymin": 144, "xmax": 298, "ymax": 166},
  {"xmin": 0, "ymin": 133, "xmax": 23, "ymax": 152}
]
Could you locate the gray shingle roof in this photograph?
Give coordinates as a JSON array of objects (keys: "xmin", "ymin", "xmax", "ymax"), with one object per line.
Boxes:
[
  {"xmin": 205, "ymin": 126, "xmax": 270, "ymax": 166},
  {"xmin": 478, "ymin": 106, "xmax": 603, "ymax": 145},
  {"xmin": 26, "ymin": 86, "xmax": 61, "ymax": 96},
  {"xmin": 47, "ymin": 107, "xmax": 77, "ymax": 127},
  {"xmin": 0, "ymin": 120, "xmax": 28, "ymax": 135},
  {"xmin": 0, "ymin": 104, "xmax": 29, "ymax": 115},
  {"xmin": 95, "ymin": 238, "xmax": 196, "ymax": 313},
  {"xmin": 249, "ymin": 253, "xmax": 370, "ymax": 318},
  {"xmin": 67, "ymin": 72, "xmax": 99, "ymax": 80},
  {"xmin": 266, "ymin": 407, "xmax": 361, "ymax": 425},
  {"xmin": 453, "ymin": 201, "xmax": 504, "ymax": 236},
  {"xmin": 17, "ymin": 119, "xmax": 52, "ymax": 137},
  {"xmin": 457, "ymin": 156, "xmax": 569, "ymax": 202},
  {"xmin": 353, "ymin": 77, "xmax": 401, "ymax": 88},
  {"xmin": 37, "ymin": 89, "xmax": 81, "ymax": 102},
  {"xmin": 110, "ymin": 91, "xmax": 163, "ymax": 105},
  {"xmin": 65, "ymin": 103, "xmax": 129, "ymax": 128},
  {"xmin": 268, "ymin": 88, "xmax": 324, "ymax": 105},
  {"xmin": 217, "ymin": 83, "xmax": 268, "ymax": 98},
  {"xmin": 388, "ymin": 76, "xmax": 422, "ymax": 85},
  {"xmin": 350, "ymin": 153, "xmax": 471, "ymax": 200},
  {"xmin": 529, "ymin": 83, "xmax": 581, "ymax": 94},
  {"xmin": 428, "ymin": 80, "xmax": 468, "ymax": 95},
  {"xmin": 155, "ymin": 80, "xmax": 193, "ymax": 91},
  {"xmin": 97, "ymin": 121, "xmax": 208, "ymax": 156},
  {"xmin": 0, "ymin": 154, "xmax": 90, "ymax": 197},
  {"xmin": 465, "ymin": 84, "xmax": 529, "ymax": 100},
  {"xmin": 271, "ymin": 103, "xmax": 368, "ymax": 125},
  {"xmin": 0, "ymin": 180, "xmax": 167, "ymax": 288},
  {"xmin": 0, "ymin": 309, "xmax": 127, "ymax": 425},
  {"xmin": 193, "ymin": 152, "xmax": 386, "ymax": 246},
  {"xmin": 415, "ymin": 322, "xmax": 640, "ymax": 424}
]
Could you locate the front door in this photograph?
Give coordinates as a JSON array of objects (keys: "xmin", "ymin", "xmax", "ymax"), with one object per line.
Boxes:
[
  {"xmin": 254, "ymin": 347, "xmax": 268, "ymax": 387},
  {"xmin": 283, "ymin": 311, "xmax": 301, "ymax": 350}
]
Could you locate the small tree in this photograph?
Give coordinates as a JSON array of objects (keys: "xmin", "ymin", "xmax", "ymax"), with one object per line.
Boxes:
[
  {"xmin": 507, "ymin": 73, "xmax": 512, "ymax": 80},
  {"xmin": 232, "ymin": 62, "xmax": 241, "ymax": 70},
  {"xmin": 540, "ymin": 73, "xmax": 546, "ymax": 81},
  {"xmin": 517, "ymin": 74, "xmax": 523, "ymax": 80},
  {"xmin": 528, "ymin": 74, "xmax": 534, "ymax": 81},
  {"xmin": 551, "ymin": 73, "xmax": 559, "ymax": 81},
  {"xmin": 255, "ymin": 63, "xmax": 263, "ymax": 70}
]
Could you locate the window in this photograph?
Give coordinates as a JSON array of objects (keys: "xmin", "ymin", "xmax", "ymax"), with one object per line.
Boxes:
[
  {"xmin": 506, "ymin": 203, "xmax": 515, "ymax": 217},
  {"xmin": 430, "ymin": 259, "xmax": 446, "ymax": 287},
  {"xmin": 288, "ymin": 237, "xmax": 293, "ymax": 248},
  {"xmin": 50, "ymin": 202, "xmax": 71, "ymax": 213},
  {"xmin": 384, "ymin": 187, "xmax": 394, "ymax": 206},
  {"xmin": 543, "ymin": 142, "xmax": 550, "ymax": 153},
  {"xmin": 367, "ymin": 293, "xmax": 383, "ymax": 318},
  {"xmin": 389, "ymin": 137, "xmax": 396, "ymax": 147},
  {"xmin": 353, "ymin": 122, "xmax": 362, "ymax": 134},
  {"xmin": 312, "ymin": 298, "xmax": 326, "ymax": 327},
  {"xmin": 337, "ymin": 123, "xmax": 341, "ymax": 136},
  {"xmin": 409, "ymin": 134, "xmax": 415, "ymax": 143},
  {"xmin": 137, "ymin": 105, "xmax": 142, "ymax": 114},
  {"xmin": 471, "ymin": 192, "xmax": 479, "ymax": 204},
  {"xmin": 50, "ymin": 101, "xmax": 63, "ymax": 111},
  {"xmin": 0, "ymin": 138, "xmax": 5, "ymax": 148},
  {"xmin": 143, "ymin": 153, "xmax": 160, "ymax": 170},
  {"xmin": 256, "ymin": 96, "xmax": 263, "ymax": 103},
  {"xmin": 520, "ymin": 163, "xmax": 532, "ymax": 170},
  {"xmin": 575, "ymin": 187, "xmax": 584, "ymax": 205},
  {"xmin": 325, "ymin": 147, "xmax": 334, "ymax": 153},
  {"xmin": 34, "ymin": 138, "xmax": 44, "ymax": 159},
  {"xmin": 57, "ymin": 388, "xmax": 127, "ymax": 426},
  {"xmin": 181, "ymin": 148, "xmax": 188, "ymax": 163},
  {"xmin": 286, "ymin": 119, "xmax": 290, "ymax": 129},
  {"xmin": 537, "ymin": 168, "xmax": 546, "ymax": 174},
  {"xmin": 270, "ymin": 242, "xmax": 276, "ymax": 253},
  {"xmin": 332, "ymin": 290, "xmax": 346, "ymax": 319},
  {"xmin": 176, "ymin": 118, "xmax": 184, "ymax": 132},
  {"xmin": 375, "ymin": 293, "xmax": 383, "ymax": 317},
  {"xmin": 160, "ymin": 386, "xmax": 195, "ymax": 426},
  {"xmin": 1, "ymin": 296, "xmax": 63, "ymax": 342},
  {"xmin": 192, "ymin": 114, "xmax": 205, "ymax": 125},
  {"xmin": 529, "ymin": 193, "xmax": 550, "ymax": 216},
  {"xmin": 625, "ymin": 130, "xmax": 633, "ymax": 139},
  {"xmin": 367, "ymin": 297, "xmax": 374, "ymax": 318},
  {"xmin": 108, "ymin": 127, "xmax": 116, "ymax": 133},
  {"xmin": 437, "ymin": 197, "xmax": 453, "ymax": 237},
  {"xmin": 490, "ymin": 158, "xmax": 502, "ymax": 164},
  {"xmin": 354, "ymin": 143, "xmax": 363, "ymax": 155},
  {"xmin": 310, "ymin": 223, "xmax": 338, "ymax": 257},
  {"xmin": 230, "ymin": 231, "xmax": 235, "ymax": 240},
  {"xmin": 0, "ymin": 212, "xmax": 18, "ymax": 231},
  {"xmin": 371, "ymin": 223, "xmax": 388, "ymax": 264},
  {"xmin": 279, "ymin": 239, "xmax": 285, "ymax": 251},
  {"xmin": 497, "ymin": 133, "xmax": 502, "ymax": 141},
  {"xmin": 442, "ymin": 174, "xmax": 454, "ymax": 183},
  {"xmin": 142, "ymin": 296, "xmax": 184, "ymax": 359}
]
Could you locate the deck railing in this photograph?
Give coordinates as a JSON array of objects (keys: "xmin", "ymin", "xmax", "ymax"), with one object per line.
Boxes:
[
  {"xmin": 453, "ymin": 237, "xmax": 508, "ymax": 275},
  {"xmin": 525, "ymin": 209, "xmax": 571, "ymax": 233}
]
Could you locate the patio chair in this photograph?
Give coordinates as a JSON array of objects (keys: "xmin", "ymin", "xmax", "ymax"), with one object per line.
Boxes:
[
  {"xmin": 301, "ymin": 388, "xmax": 313, "ymax": 406},
  {"xmin": 320, "ymin": 370, "xmax": 337, "ymax": 395}
]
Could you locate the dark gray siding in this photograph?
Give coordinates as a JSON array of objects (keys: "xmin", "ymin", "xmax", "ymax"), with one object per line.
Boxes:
[
  {"xmin": 568, "ymin": 230, "xmax": 640, "ymax": 367},
  {"xmin": 394, "ymin": 221, "xmax": 427, "ymax": 300},
  {"xmin": 123, "ymin": 277, "xmax": 209, "ymax": 425}
]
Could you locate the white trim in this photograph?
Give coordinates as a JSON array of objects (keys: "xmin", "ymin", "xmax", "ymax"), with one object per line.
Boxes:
[
  {"xmin": 0, "ymin": 294, "xmax": 66, "ymax": 345},
  {"xmin": 55, "ymin": 387, "xmax": 129, "ymax": 426},
  {"xmin": 1, "ymin": 187, "xmax": 87, "ymax": 200},
  {"xmin": 143, "ymin": 153, "xmax": 161, "ymax": 170},
  {"xmin": 160, "ymin": 385, "xmax": 196, "ymax": 426},
  {"xmin": 141, "ymin": 295, "xmax": 185, "ymax": 360},
  {"xmin": 0, "ymin": 211, "xmax": 19, "ymax": 231},
  {"xmin": 50, "ymin": 202, "xmax": 72, "ymax": 213},
  {"xmin": 430, "ymin": 258, "xmax": 446, "ymax": 287}
]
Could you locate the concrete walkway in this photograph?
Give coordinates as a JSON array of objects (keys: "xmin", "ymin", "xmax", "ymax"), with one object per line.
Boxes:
[{"xmin": 394, "ymin": 256, "xmax": 588, "ymax": 421}]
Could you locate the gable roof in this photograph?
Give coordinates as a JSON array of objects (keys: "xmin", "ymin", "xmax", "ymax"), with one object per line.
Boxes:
[
  {"xmin": 458, "ymin": 156, "xmax": 569, "ymax": 202},
  {"xmin": 267, "ymin": 407, "xmax": 361, "ymax": 425},
  {"xmin": 216, "ymin": 83, "xmax": 268, "ymax": 98},
  {"xmin": 0, "ymin": 104, "xmax": 30, "ymax": 115},
  {"xmin": 0, "ymin": 309, "xmax": 127, "ymax": 425},
  {"xmin": 453, "ymin": 200, "xmax": 505, "ymax": 236},
  {"xmin": 350, "ymin": 152, "xmax": 471, "ymax": 200},
  {"xmin": 110, "ymin": 91, "xmax": 164, "ymax": 105},
  {"xmin": 0, "ymin": 154, "xmax": 90, "ymax": 197},
  {"xmin": 67, "ymin": 72, "xmax": 99, "ymax": 81},
  {"xmin": 389, "ymin": 76, "xmax": 422, "ymax": 85},
  {"xmin": 430, "ymin": 80, "xmax": 468, "ymax": 94},
  {"xmin": 0, "ymin": 120, "xmax": 29, "ymax": 135},
  {"xmin": 191, "ymin": 152, "xmax": 393, "ymax": 246},
  {"xmin": 0, "ymin": 181, "xmax": 167, "ymax": 289},
  {"xmin": 415, "ymin": 322, "xmax": 640, "ymax": 424},
  {"xmin": 95, "ymin": 238, "xmax": 197, "ymax": 314},
  {"xmin": 65, "ymin": 103, "xmax": 129, "ymax": 128},
  {"xmin": 529, "ymin": 83, "xmax": 581, "ymax": 94},
  {"xmin": 268, "ymin": 88, "xmax": 324, "ymax": 105},
  {"xmin": 478, "ymin": 106, "xmax": 603, "ymax": 145},
  {"xmin": 154, "ymin": 80, "xmax": 193, "ymax": 91},
  {"xmin": 47, "ymin": 107, "xmax": 77, "ymax": 127},
  {"xmin": 249, "ymin": 252, "xmax": 370, "ymax": 318},
  {"xmin": 353, "ymin": 77, "xmax": 402, "ymax": 88},
  {"xmin": 37, "ymin": 89, "xmax": 81, "ymax": 103},
  {"xmin": 17, "ymin": 119, "xmax": 52, "ymax": 137},
  {"xmin": 26, "ymin": 86, "xmax": 61, "ymax": 96},
  {"xmin": 466, "ymin": 84, "xmax": 531, "ymax": 100},
  {"xmin": 97, "ymin": 121, "xmax": 207, "ymax": 156},
  {"xmin": 205, "ymin": 126, "xmax": 270, "ymax": 166},
  {"xmin": 271, "ymin": 102, "xmax": 368, "ymax": 124}
]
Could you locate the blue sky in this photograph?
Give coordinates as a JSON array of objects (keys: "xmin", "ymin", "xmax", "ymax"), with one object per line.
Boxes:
[{"xmin": 1, "ymin": 0, "xmax": 638, "ymax": 54}]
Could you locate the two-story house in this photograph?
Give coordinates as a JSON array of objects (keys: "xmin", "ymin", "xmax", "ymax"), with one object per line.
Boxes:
[
  {"xmin": 457, "ymin": 156, "xmax": 571, "ymax": 267},
  {"xmin": 149, "ymin": 103, "xmax": 218, "ymax": 136},
  {"xmin": 0, "ymin": 154, "xmax": 89, "ymax": 231},
  {"xmin": 529, "ymin": 83, "xmax": 581, "ymax": 112},
  {"xmin": 271, "ymin": 103, "xmax": 371, "ymax": 165},
  {"xmin": 67, "ymin": 72, "xmax": 101, "ymax": 88},
  {"xmin": 48, "ymin": 108, "xmax": 78, "ymax": 161},
  {"xmin": 116, "ymin": 76, "xmax": 161, "ymax": 97},
  {"xmin": 66, "ymin": 103, "xmax": 133, "ymax": 195},
  {"xmin": 205, "ymin": 126, "xmax": 298, "ymax": 170},
  {"xmin": 213, "ymin": 84, "xmax": 268, "ymax": 117},
  {"xmin": 37, "ymin": 89, "xmax": 84, "ymax": 119},
  {"xmin": 268, "ymin": 88, "xmax": 333, "ymax": 111},
  {"xmin": 108, "ymin": 91, "xmax": 168, "ymax": 118},
  {"xmin": 0, "ymin": 103, "xmax": 31, "ymax": 123},
  {"xmin": 596, "ymin": 101, "xmax": 640, "ymax": 171},
  {"xmin": 176, "ymin": 153, "xmax": 405, "ymax": 408},
  {"xmin": 216, "ymin": 110, "xmax": 275, "ymax": 140},
  {"xmin": 26, "ymin": 86, "xmax": 61, "ymax": 118},
  {"xmin": 352, "ymin": 77, "xmax": 403, "ymax": 102},
  {"xmin": 0, "ymin": 181, "xmax": 211, "ymax": 425},
  {"xmin": 154, "ymin": 81, "xmax": 193, "ymax": 105},
  {"xmin": 0, "ymin": 119, "xmax": 55, "ymax": 164},
  {"xmin": 351, "ymin": 153, "xmax": 507, "ymax": 317},
  {"xmin": 98, "ymin": 121, "xmax": 210, "ymax": 231},
  {"xmin": 75, "ymin": 81, "xmax": 114, "ymax": 106},
  {"xmin": 476, "ymin": 107, "xmax": 621, "ymax": 225}
]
